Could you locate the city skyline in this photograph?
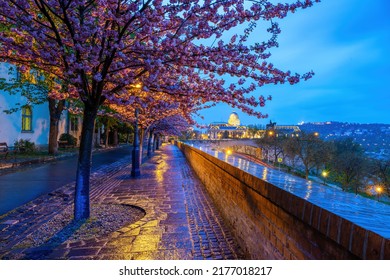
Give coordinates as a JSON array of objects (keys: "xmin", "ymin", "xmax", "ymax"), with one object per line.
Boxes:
[{"xmin": 195, "ymin": 0, "xmax": 390, "ymax": 126}]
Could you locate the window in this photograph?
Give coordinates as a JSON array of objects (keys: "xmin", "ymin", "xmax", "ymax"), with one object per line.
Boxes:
[
  {"xmin": 70, "ymin": 116, "xmax": 79, "ymax": 132},
  {"xmin": 21, "ymin": 106, "xmax": 33, "ymax": 132}
]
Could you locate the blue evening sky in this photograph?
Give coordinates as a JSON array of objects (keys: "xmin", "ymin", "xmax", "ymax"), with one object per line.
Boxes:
[{"xmin": 195, "ymin": 0, "xmax": 390, "ymax": 126}]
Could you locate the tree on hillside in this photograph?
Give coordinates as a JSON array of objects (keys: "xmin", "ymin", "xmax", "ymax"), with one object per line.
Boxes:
[
  {"xmin": 256, "ymin": 129, "xmax": 286, "ymax": 164},
  {"xmin": 368, "ymin": 158, "xmax": 390, "ymax": 197},
  {"xmin": 0, "ymin": 0, "xmax": 319, "ymax": 221},
  {"xmin": 284, "ymin": 132, "xmax": 331, "ymax": 179},
  {"xmin": 247, "ymin": 124, "xmax": 264, "ymax": 138},
  {"xmin": 328, "ymin": 138, "xmax": 366, "ymax": 193}
]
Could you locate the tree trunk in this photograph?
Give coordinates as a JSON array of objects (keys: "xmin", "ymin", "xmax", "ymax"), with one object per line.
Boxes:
[
  {"xmin": 139, "ymin": 128, "xmax": 145, "ymax": 163},
  {"xmin": 74, "ymin": 105, "xmax": 98, "ymax": 221},
  {"xmin": 95, "ymin": 126, "xmax": 101, "ymax": 147},
  {"xmin": 156, "ymin": 135, "xmax": 160, "ymax": 150},
  {"xmin": 147, "ymin": 129, "xmax": 154, "ymax": 157},
  {"xmin": 48, "ymin": 98, "xmax": 65, "ymax": 155},
  {"xmin": 104, "ymin": 124, "xmax": 110, "ymax": 147},
  {"xmin": 273, "ymin": 147, "xmax": 278, "ymax": 164},
  {"xmin": 131, "ymin": 109, "xmax": 141, "ymax": 177},
  {"xmin": 152, "ymin": 133, "xmax": 157, "ymax": 152},
  {"xmin": 48, "ymin": 118, "xmax": 59, "ymax": 155},
  {"xmin": 113, "ymin": 129, "xmax": 118, "ymax": 146}
]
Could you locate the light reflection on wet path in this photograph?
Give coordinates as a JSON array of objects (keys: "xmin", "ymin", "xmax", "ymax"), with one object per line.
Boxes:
[{"xmin": 191, "ymin": 144, "xmax": 390, "ymax": 238}]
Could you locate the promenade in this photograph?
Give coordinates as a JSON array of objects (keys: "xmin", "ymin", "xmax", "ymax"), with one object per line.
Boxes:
[{"xmin": 0, "ymin": 144, "xmax": 245, "ymax": 260}]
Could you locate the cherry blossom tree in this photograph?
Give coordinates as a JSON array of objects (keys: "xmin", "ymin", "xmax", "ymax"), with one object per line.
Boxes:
[
  {"xmin": 110, "ymin": 93, "xmax": 196, "ymax": 170},
  {"xmin": 0, "ymin": 0, "xmax": 319, "ymax": 220},
  {"xmin": 147, "ymin": 114, "xmax": 190, "ymax": 152},
  {"xmin": 152, "ymin": 114, "xmax": 190, "ymax": 138}
]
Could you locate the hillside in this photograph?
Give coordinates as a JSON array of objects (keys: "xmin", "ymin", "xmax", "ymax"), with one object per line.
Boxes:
[{"xmin": 299, "ymin": 121, "xmax": 390, "ymax": 159}]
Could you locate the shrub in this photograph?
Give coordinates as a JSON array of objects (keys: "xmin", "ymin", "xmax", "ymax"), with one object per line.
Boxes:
[
  {"xmin": 14, "ymin": 139, "xmax": 36, "ymax": 154},
  {"xmin": 59, "ymin": 133, "xmax": 77, "ymax": 146}
]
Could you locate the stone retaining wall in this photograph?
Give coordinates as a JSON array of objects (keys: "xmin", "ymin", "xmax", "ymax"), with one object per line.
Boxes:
[
  {"xmin": 176, "ymin": 142, "xmax": 389, "ymax": 259},
  {"xmin": 232, "ymin": 145, "xmax": 262, "ymax": 160}
]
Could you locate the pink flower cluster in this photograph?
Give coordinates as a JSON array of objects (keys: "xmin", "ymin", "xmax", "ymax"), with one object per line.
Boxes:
[{"xmin": 0, "ymin": 0, "xmax": 319, "ymax": 127}]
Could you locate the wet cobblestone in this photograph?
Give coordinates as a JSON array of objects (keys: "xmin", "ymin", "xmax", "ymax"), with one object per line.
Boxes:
[{"xmin": 0, "ymin": 145, "xmax": 245, "ymax": 260}]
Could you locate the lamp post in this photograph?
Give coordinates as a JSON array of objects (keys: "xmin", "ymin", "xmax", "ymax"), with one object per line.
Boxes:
[
  {"xmin": 277, "ymin": 157, "xmax": 282, "ymax": 171},
  {"xmin": 321, "ymin": 170, "xmax": 328, "ymax": 184},
  {"xmin": 267, "ymin": 130, "xmax": 276, "ymax": 164},
  {"xmin": 130, "ymin": 83, "xmax": 142, "ymax": 178},
  {"xmin": 131, "ymin": 108, "xmax": 141, "ymax": 178}
]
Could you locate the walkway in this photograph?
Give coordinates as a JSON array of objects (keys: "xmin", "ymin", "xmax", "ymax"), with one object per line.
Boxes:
[{"xmin": 0, "ymin": 145, "xmax": 245, "ymax": 260}]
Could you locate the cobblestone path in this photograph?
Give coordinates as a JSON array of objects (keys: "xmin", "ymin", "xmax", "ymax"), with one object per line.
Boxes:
[{"xmin": 0, "ymin": 145, "xmax": 245, "ymax": 260}]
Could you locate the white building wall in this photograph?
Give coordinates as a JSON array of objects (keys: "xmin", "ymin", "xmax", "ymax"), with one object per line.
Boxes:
[
  {"xmin": 61, "ymin": 110, "xmax": 83, "ymax": 145},
  {"xmin": 0, "ymin": 62, "xmax": 68, "ymax": 148}
]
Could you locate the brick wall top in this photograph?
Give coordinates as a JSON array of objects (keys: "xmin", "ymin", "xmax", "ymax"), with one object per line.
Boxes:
[{"xmin": 177, "ymin": 142, "xmax": 390, "ymax": 259}]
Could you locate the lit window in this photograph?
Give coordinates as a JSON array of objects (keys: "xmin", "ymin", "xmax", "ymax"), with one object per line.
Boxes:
[{"xmin": 21, "ymin": 106, "xmax": 32, "ymax": 132}]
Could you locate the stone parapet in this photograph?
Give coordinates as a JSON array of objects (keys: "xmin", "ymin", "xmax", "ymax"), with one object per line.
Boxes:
[{"xmin": 176, "ymin": 141, "xmax": 389, "ymax": 259}]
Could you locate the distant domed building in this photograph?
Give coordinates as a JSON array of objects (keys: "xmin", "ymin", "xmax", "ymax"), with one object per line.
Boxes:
[
  {"xmin": 207, "ymin": 112, "xmax": 247, "ymax": 139},
  {"xmin": 228, "ymin": 112, "xmax": 240, "ymax": 126}
]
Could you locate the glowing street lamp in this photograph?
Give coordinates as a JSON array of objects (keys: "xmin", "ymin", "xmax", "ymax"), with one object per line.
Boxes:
[
  {"xmin": 376, "ymin": 186, "xmax": 383, "ymax": 201},
  {"xmin": 321, "ymin": 170, "xmax": 328, "ymax": 184},
  {"xmin": 226, "ymin": 149, "xmax": 232, "ymax": 155}
]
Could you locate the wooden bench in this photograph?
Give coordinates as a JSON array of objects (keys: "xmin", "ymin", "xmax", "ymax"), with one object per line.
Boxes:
[{"xmin": 0, "ymin": 142, "xmax": 9, "ymax": 159}]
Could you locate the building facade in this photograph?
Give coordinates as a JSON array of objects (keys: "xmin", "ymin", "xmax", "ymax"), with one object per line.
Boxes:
[
  {"xmin": 265, "ymin": 120, "xmax": 301, "ymax": 137},
  {"xmin": 0, "ymin": 62, "xmax": 81, "ymax": 148},
  {"xmin": 207, "ymin": 112, "xmax": 248, "ymax": 139}
]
